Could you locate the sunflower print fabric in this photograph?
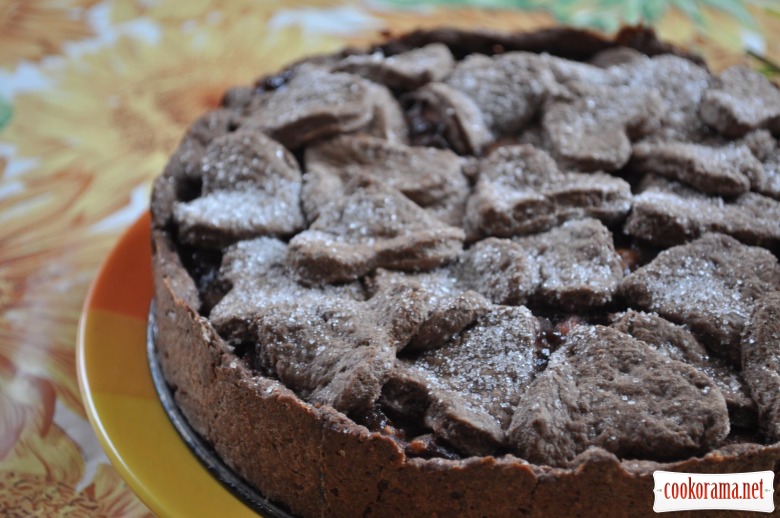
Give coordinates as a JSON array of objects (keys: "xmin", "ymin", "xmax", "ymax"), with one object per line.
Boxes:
[{"xmin": 0, "ymin": 0, "xmax": 778, "ymax": 514}]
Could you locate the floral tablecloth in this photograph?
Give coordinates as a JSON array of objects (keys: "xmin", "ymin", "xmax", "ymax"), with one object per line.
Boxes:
[{"xmin": 0, "ymin": 0, "xmax": 778, "ymax": 515}]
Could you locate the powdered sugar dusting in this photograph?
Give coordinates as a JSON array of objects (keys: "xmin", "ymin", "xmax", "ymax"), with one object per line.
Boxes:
[{"xmin": 410, "ymin": 305, "xmax": 540, "ymax": 428}]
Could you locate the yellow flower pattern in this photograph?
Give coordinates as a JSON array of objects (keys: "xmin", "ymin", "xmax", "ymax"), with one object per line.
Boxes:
[
  {"xmin": 0, "ymin": 0, "xmax": 101, "ymax": 67},
  {"xmin": 0, "ymin": 0, "xmax": 777, "ymax": 513}
]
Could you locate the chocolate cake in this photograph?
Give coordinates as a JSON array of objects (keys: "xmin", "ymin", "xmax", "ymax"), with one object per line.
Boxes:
[{"xmin": 150, "ymin": 26, "xmax": 780, "ymax": 517}]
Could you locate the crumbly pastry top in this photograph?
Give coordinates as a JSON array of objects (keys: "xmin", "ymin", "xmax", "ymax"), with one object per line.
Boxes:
[{"xmin": 152, "ymin": 33, "xmax": 780, "ymax": 469}]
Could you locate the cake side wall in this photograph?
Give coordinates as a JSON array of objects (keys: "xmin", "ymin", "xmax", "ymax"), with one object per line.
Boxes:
[
  {"xmin": 531, "ymin": 446, "xmax": 780, "ymax": 518},
  {"xmin": 153, "ymin": 228, "xmax": 326, "ymax": 517}
]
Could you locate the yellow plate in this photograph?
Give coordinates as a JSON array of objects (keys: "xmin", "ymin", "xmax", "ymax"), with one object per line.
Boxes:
[{"xmin": 77, "ymin": 212, "xmax": 258, "ymax": 517}]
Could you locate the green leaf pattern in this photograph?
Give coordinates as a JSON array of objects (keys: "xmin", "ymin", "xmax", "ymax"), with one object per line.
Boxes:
[
  {"xmin": 0, "ymin": 97, "xmax": 11, "ymax": 132},
  {"xmin": 377, "ymin": 0, "xmax": 761, "ymax": 32}
]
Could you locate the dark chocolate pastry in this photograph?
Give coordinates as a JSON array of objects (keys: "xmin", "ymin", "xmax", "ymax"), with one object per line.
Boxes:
[
  {"xmin": 621, "ymin": 233, "xmax": 780, "ymax": 365},
  {"xmin": 253, "ymin": 281, "xmax": 427, "ymax": 413},
  {"xmin": 464, "ymin": 144, "xmax": 631, "ymax": 239},
  {"xmin": 445, "ymin": 52, "xmax": 558, "ymax": 138},
  {"xmin": 458, "ymin": 218, "xmax": 624, "ymax": 310},
  {"xmin": 508, "ymin": 324, "xmax": 730, "ymax": 466},
  {"xmin": 757, "ymin": 146, "xmax": 780, "ymax": 199},
  {"xmin": 742, "ymin": 292, "xmax": 780, "ymax": 441},
  {"xmin": 542, "ymin": 82, "xmax": 662, "ymax": 171},
  {"xmin": 173, "ymin": 132, "xmax": 305, "ymax": 248},
  {"xmin": 385, "ymin": 305, "xmax": 540, "ymax": 456},
  {"xmin": 208, "ymin": 237, "xmax": 364, "ymax": 342},
  {"xmin": 700, "ymin": 65, "xmax": 780, "ymax": 138},
  {"xmin": 288, "ymin": 178, "xmax": 465, "ymax": 285},
  {"xmin": 333, "ymin": 43, "xmax": 455, "ymax": 91},
  {"xmin": 611, "ymin": 310, "xmax": 756, "ymax": 427},
  {"xmin": 241, "ymin": 67, "xmax": 378, "ymax": 149},
  {"xmin": 366, "ymin": 268, "xmax": 490, "ymax": 352},
  {"xmin": 617, "ymin": 54, "xmax": 711, "ymax": 140},
  {"xmin": 302, "ymin": 134, "xmax": 468, "ymax": 225},
  {"xmin": 625, "ymin": 175, "xmax": 780, "ymax": 247},
  {"xmin": 630, "ymin": 141, "xmax": 763, "ymax": 196},
  {"xmin": 407, "ymin": 82, "xmax": 493, "ymax": 154}
]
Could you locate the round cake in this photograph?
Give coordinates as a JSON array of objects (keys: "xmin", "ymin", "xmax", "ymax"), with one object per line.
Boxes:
[{"xmin": 150, "ymin": 26, "xmax": 780, "ymax": 517}]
